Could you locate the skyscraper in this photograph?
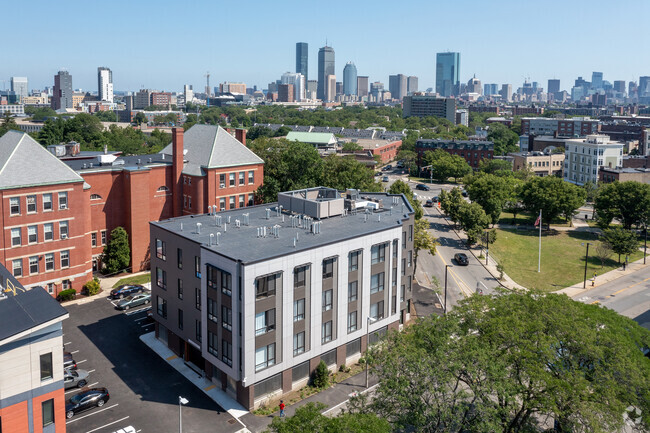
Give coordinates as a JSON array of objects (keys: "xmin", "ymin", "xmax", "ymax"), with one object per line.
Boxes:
[
  {"xmin": 389, "ymin": 74, "xmax": 407, "ymax": 100},
  {"xmin": 613, "ymin": 80, "xmax": 626, "ymax": 94},
  {"xmin": 296, "ymin": 42, "xmax": 308, "ymax": 82},
  {"xmin": 591, "ymin": 72, "xmax": 603, "ymax": 90},
  {"xmin": 97, "ymin": 67, "xmax": 113, "ymax": 102},
  {"xmin": 500, "ymin": 84, "xmax": 512, "ymax": 102},
  {"xmin": 10, "ymin": 77, "xmax": 28, "ymax": 101},
  {"xmin": 548, "ymin": 79, "xmax": 560, "ymax": 95},
  {"xmin": 640, "ymin": 76, "xmax": 650, "ymax": 97},
  {"xmin": 407, "ymin": 76, "xmax": 418, "ymax": 95},
  {"xmin": 343, "ymin": 62, "xmax": 357, "ymax": 96},
  {"xmin": 436, "ymin": 52, "xmax": 460, "ymax": 97},
  {"xmin": 52, "ymin": 71, "xmax": 72, "ymax": 110},
  {"xmin": 281, "ymin": 72, "xmax": 305, "ymax": 101},
  {"xmin": 317, "ymin": 45, "xmax": 335, "ymax": 101},
  {"xmin": 326, "ymin": 75, "xmax": 336, "ymax": 102},
  {"xmin": 357, "ymin": 76, "xmax": 369, "ymax": 98}
]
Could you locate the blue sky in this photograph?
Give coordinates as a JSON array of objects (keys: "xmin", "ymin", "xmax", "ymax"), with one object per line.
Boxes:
[{"xmin": 3, "ymin": 0, "xmax": 649, "ymax": 94}]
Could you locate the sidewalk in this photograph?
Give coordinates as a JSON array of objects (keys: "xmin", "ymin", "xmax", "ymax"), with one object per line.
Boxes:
[{"xmin": 61, "ymin": 271, "xmax": 151, "ymax": 306}]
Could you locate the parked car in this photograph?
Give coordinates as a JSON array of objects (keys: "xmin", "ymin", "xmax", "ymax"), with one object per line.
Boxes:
[
  {"xmin": 374, "ymin": 172, "xmax": 382, "ymax": 177},
  {"xmin": 432, "ymin": 196, "xmax": 439, "ymax": 203},
  {"xmin": 110, "ymin": 284, "xmax": 145, "ymax": 299},
  {"xmin": 424, "ymin": 199, "xmax": 433, "ymax": 207},
  {"xmin": 65, "ymin": 388, "xmax": 110, "ymax": 419},
  {"xmin": 116, "ymin": 293, "xmax": 151, "ymax": 310},
  {"xmin": 64, "ymin": 351, "xmax": 77, "ymax": 370},
  {"xmin": 64, "ymin": 368, "xmax": 89, "ymax": 389},
  {"xmin": 415, "ymin": 184, "xmax": 430, "ymax": 191},
  {"xmin": 454, "ymin": 253, "xmax": 469, "ymax": 266},
  {"xmin": 382, "ymin": 176, "xmax": 390, "ymax": 182},
  {"xmin": 382, "ymin": 164, "xmax": 392, "ymax": 171}
]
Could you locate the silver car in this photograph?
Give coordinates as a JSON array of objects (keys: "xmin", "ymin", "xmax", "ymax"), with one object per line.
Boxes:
[
  {"xmin": 64, "ymin": 368, "xmax": 89, "ymax": 389},
  {"xmin": 116, "ymin": 292, "xmax": 151, "ymax": 310}
]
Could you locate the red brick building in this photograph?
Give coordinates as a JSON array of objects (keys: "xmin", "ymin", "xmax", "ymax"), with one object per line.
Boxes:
[
  {"xmin": 415, "ymin": 139, "xmax": 494, "ymax": 168},
  {"xmin": 151, "ymin": 92, "xmax": 172, "ymax": 106}
]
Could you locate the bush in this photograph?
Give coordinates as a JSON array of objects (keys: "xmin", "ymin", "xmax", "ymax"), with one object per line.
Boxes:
[
  {"xmin": 312, "ymin": 360, "xmax": 330, "ymax": 389},
  {"xmin": 83, "ymin": 278, "xmax": 101, "ymax": 296},
  {"xmin": 57, "ymin": 288, "xmax": 77, "ymax": 302},
  {"xmin": 496, "ymin": 263, "xmax": 505, "ymax": 280}
]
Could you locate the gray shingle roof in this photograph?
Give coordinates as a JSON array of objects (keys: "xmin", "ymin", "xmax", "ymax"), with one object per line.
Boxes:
[
  {"xmin": 0, "ymin": 286, "xmax": 68, "ymax": 342},
  {"xmin": 0, "ymin": 131, "xmax": 84, "ymax": 190},
  {"xmin": 160, "ymin": 125, "xmax": 263, "ymax": 172}
]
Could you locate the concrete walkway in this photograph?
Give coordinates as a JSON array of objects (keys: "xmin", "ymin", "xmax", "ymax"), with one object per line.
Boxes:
[{"xmin": 61, "ymin": 271, "xmax": 151, "ymax": 306}]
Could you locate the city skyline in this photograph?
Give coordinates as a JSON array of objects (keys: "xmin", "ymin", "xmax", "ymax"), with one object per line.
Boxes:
[{"xmin": 2, "ymin": 0, "xmax": 649, "ymax": 93}]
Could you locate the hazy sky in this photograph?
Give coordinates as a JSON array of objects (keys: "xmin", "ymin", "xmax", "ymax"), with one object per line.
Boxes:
[{"xmin": 2, "ymin": 0, "xmax": 648, "ymax": 94}]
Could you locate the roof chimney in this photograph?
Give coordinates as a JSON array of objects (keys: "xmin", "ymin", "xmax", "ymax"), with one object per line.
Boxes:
[
  {"xmin": 172, "ymin": 127, "xmax": 184, "ymax": 217},
  {"xmin": 236, "ymin": 128, "xmax": 247, "ymax": 147}
]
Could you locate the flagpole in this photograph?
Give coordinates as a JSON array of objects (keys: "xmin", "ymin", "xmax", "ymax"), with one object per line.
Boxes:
[{"xmin": 538, "ymin": 209, "xmax": 542, "ymax": 273}]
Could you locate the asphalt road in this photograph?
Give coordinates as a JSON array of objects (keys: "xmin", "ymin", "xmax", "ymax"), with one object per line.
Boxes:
[{"xmin": 63, "ymin": 292, "xmax": 240, "ymax": 433}]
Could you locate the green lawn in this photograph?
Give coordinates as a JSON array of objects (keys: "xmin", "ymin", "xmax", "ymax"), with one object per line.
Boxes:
[
  {"xmin": 112, "ymin": 273, "xmax": 151, "ymax": 288},
  {"xmin": 489, "ymin": 228, "xmax": 645, "ymax": 292}
]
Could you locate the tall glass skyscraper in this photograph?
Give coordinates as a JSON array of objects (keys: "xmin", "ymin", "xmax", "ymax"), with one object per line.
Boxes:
[
  {"xmin": 296, "ymin": 42, "xmax": 308, "ymax": 82},
  {"xmin": 317, "ymin": 45, "xmax": 335, "ymax": 101},
  {"xmin": 343, "ymin": 62, "xmax": 357, "ymax": 95},
  {"xmin": 435, "ymin": 52, "xmax": 460, "ymax": 97}
]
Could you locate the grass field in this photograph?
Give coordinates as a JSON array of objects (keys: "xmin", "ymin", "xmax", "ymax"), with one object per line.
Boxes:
[
  {"xmin": 489, "ymin": 228, "xmax": 645, "ymax": 292},
  {"xmin": 112, "ymin": 273, "xmax": 151, "ymax": 288}
]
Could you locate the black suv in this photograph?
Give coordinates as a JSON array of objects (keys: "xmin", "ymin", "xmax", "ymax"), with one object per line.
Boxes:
[
  {"xmin": 110, "ymin": 284, "xmax": 144, "ymax": 299},
  {"xmin": 65, "ymin": 388, "xmax": 110, "ymax": 419},
  {"xmin": 454, "ymin": 253, "xmax": 469, "ymax": 266},
  {"xmin": 416, "ymin": 184, "xmax": 430, "ymax": 191}
]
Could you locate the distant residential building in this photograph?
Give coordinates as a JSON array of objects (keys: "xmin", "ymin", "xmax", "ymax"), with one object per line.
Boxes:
[
  {"xmin": 281, "ymin": 73, "xmax": 305, "ymax": 101},
  {"xmin": 22, "ymin": 93, "xmax": 49, "ymax": 105},
  {"xmin": 52, "ymin": 70, "xmax": 72, "ymax": 110},
  {"xmin": 296, "ymin": 42, "xmax": 308, "ymax": 81},
  {"xmin": 219, "ymin": 82, "xmax": 246, "ymax": 95},
  {"xmin": 135, "ymin": 89, "xmax": 152, "ymax": 109},
  {"xmin": 415, "ymin": 139, "xmax": 494, "ymax": 168},
  {"xmin": 278, "ymin": 84, "xmax": 294, "ymax": 102},
  {"xmin": 500, "ymin": 84, "xmax": 512, "ymax": 102},
  {"xmin": 184, "ymin": 84, "xmax": 194, "ymax": 104},
  {"xmin": 357, "ymin": 76, "xmax": 369, "ymax": 98},
  {"xmin": 343, "ymin": 62, "xmax": 357, "ymax": 96},
  {"xmin": 468, "ymin": 105, "xmax": 500, "ymax": 114},
  {"xmin": 407, "ymin": 76, "xmax": 418, "ymax": 95},
  {"xmin": 520, "ymin": 117, "xmax": 599, "ymax": 137},
  {"xmin": 97, "ymin": 66, "xmax": 114, "ymax": 102},
  {"xmin": 317, "ymin": 45, "xmax": 335, "ymax": 101},
  {"xmin": 338, "ymin": 138, "xmax": 402, "ymax": 163},
  {"xmin": 600, "ymin": 167, "xmax": 650, "ymax": 184},
  {"xmin": 509, "ymin": 151, "xmax": 564, "ymax": 177},
  {"xmin": 436, "ymin": 52, "xmax": 460, "ymax": 96},
  {"xmin": 326, "ymin": 75, "xmax": 336, "ymax": 102},
  {"xmin": 455, "ymin": 109, "xmax": 468, "ymax": 127},
  {"xmin": 388, "ymin": 74, "xmax": 408, "ymax": 100},
  {"xmin": 564, "ymin": 134, "xmax": 624, "ymax": 185},
  {"xmin": 151, "ymin": 92, "xmax": 172, "ymax": 106},
  {"xmin": 402, "ymin": 95, "xmax": 455, "ymax": 124},
  {"xmin": 0, "ymin": 102, "xmax": 25, "ymax": 115},
  {"xmin": 10, "ymin": 77, "xmax": 28, "ymax": 101},
  {"xmin": 511, "ymin": 106, "xmax": 544, "ymax": 116}
]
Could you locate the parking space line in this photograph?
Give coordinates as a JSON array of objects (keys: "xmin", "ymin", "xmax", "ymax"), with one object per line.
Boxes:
[
  {"xmin": 70, "ymin": 350, "xmax": 80, "ymax": 354},
  {"xmin": 84, "ymin": 416, "xmax": 130, "ymax": 433},
  {"xmin": 87, "ymin": 382, "xmax": 99, "ymax": 388},
  {"xmin": 87, "ymin": 369, "xmax": 95, "ymax": 373},
  {"xmin": 65, "ymin": 404, "xmax": 119, "ymax": 424},
  {"xmin": 134, "ymin": 316, "xmax": 148, "ymax": 322},
  {"xmin": 64, "ymin": 341, "xmax": 72, "ymax": 345},
  {"xmin": 77, "ymin": 359, "xmax": 87, "ymax": 364},
  {"xmin": 141, "ymin": 323, "xmax": 153, "ymax": 328},
  {"xmin": 125, "ymin": 306, "xmax": 151, "ymax": 316}
]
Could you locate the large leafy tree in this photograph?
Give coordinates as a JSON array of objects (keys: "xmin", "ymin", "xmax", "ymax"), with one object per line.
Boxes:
[
  {"xmin": 422, "ymin": 149, "xmax": 471, "ymax": 182},
  {"xmin": 388, "ymin": 180, "xmax": 423, "ymax": 220},
  {"xmin": 456, "ymin": 201, "xmax": 491, "ymax": 245},
  {"xmin": 477, "ymin": 158, "xmax": 513, "ymax": 174},
  {"xmin": 362, "ymin": 290, "xmax": 650, "ymax": 433},
  {"xmin": 102, "ymin": 227, "xmax": 131, "ymax": 274},
  {"xmin": 464, "ymin": 172, "xmax": 518, "ymax": 225},
  {"xmin": 0, "ymin": 111, "xmax": 20, "ymax": 137},
  {"xmin": 601, "ymin": 226, "xmax": 639, "ymax": 264},
  {"xmin": 594, "ymin": 181, "xmax": 650, "ymax": 229},
  {"xmin": 519, "ymin": 176, "xmax": 586, "ymax": 224},
  {"xmin": 321, "ymin": 155, "xmax": 382, "ymax": 193},
  {"xmin": 413, "ymin": 218, "xmax": 438, "ymax": 271},
  {"xmin": 487, "ymin": 122, "xmax": 520, "ymax": 155},
  {"xmin": 439, "ymin": 187, "xmax": 464, "ymax": 225}
]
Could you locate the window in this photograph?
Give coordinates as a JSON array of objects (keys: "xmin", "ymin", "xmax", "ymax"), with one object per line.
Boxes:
[
  {"xmin": 28, "ymin": 225, "xmax": 37, "ymax": 244},
  {"xmin": 348, "ymin": 311, "xmax": 358, "ymax": 333},
  {"xmin": 59, "ymin": 221, "xmax": 68, "ymax": 239},
  {"xmin": 40, "ymin": 352, "xmax": 53, "ymax": 380},
  {"xmin": 321, "ymin": 320, "xmax": 332, "ymax": 343},
  {"xmin": 348, "ymin": 281, "xmax": 358, "ymax": 302},
  {"xmin": 256, "ymin": 273, "xmax": 279, "ymax": 298},
  {"xmin": 45, "ymin": 253, "xmax": 54, "ymax": 271},
  {"xmin": 195, "ymin": 287, "xmax": 201, "ymax": 310},
  {"xmin": 195, "ymin": 320, "xmax": 202, "ymax": 342},
  {"xmin": 58, "ymin": 192, "xmax": 68, "ymax": 209},
  {"xmin": 101, "ymin": 230, "xmax": 106, "ymax": 245},
  {"xmin": 294, "ymin": 265, "xmax": 307, "ymax": 288},
  {"xmin": 42, "ymin": 399, "xmax": 54, "ymax": 427},
  {"xmin": 44, "ymin": 223, "xmax": 53, "ymax": 241},
  {"xmin": 402, "ymin": 258, "xmax": 406, "ymax": 276},
  {"xmin": 371, "ymin": 272, "xmax": 385, "ymax": 293},
  {"xmin": 349, "ymin": 250, "xmax": 360, "ymax": 271},
  {"xmin": 91, "ymin": 232, "xmax": 97, "ymax": 247},
  {"xmin": 219, "ymin": 173, "xmax": 226, "ymax": 188},
  {"xmin": 156, "ymin": 239, "xmax": 166, "ymax": 260},
  {"xmin": 156, "ymin": 267, "xmax": 167, "ymax": 289},
  {"xmin": 11, "ymin": 228, "xmax": 21, "ymax": 246},
  {"xmin": 222, "ymin": 340, "xmax": 232, "ymax": 366},
  {"xmin": 208, "ymin": 331, "xmax": 218, "ymax": 356},
  {"xmin": 400, "ymin": 284, "xmax": 406, "ymax": 302},
  {"xmin": 208, "ymin": 298, "xmax": 218, "ymax": 322},
  {"xmin": 255, "ymin": 309, "xmax": 276, "ymax": 336},
  {"xmin": 60, "ymin": 250, "xmax": 69, "ymax": 268},
  {"xmin": 370, "ymin": 301, "xmax": 384, "ymax": 320},
  {"xmin": 293, "ymin": 332, "xmax": 305, "ymax": 356},
  {"xmin": 293, "ymin": 298, "xmax": 305, "ymax": 321},
  {"xmin": 43, "ymin": 193, "xmax": 52, "ymax": 211},
  {"xmin": 393, "ymin": 239, "xmax": 398, "ymax": 259},
  {"xmin": 408, "ymin": 224, "xmax": 413, "ymax": 242},
  {"xmin": 27, "ymin": 195, "xmax": 36, "ymax": 213},
  {"xmin": 178, "ymin": 309, "xmax": 184, "ymax": 330},
  {"xmin": 392, "ymin": 267, "xmax": 397, "ymax": 287},
  {"xmin": 177, "ymin": 279, "xmax": 183, "ymax": 299},
  {"xmin": 62, "ymin": 279, "xmax": 70, "ymax": 290},
  {"xmin": 229, "ymin": 196, "xmax": 235, "ymax": 209},
  {"xmin": 239, "ymin": 171, "xmax": 245, "ymax": 185},
  {"xmin": 322, "ymin": 289, "xmax": 333, "ymax": 311},
  {"xmin": 248, "ymin": 193, "xmax": 254, "ymax": 206},
  {"xmin": 371, "ymin": 243, "xmax": 386, "ymax": 264},
  {"xmin": 12, "ymin": 259, "xmax": 22, "ymax": 277},
  {"xmin": 408, "ymin": 250, "xmax": 413, "ymax": 268},
  {"xmin": 219, "ymin": 198, "xmax": 226, "ymax": 211},
  {"xmin": 177, "ymin": 248, "xmax": 183, "ymax": 269},
  {"xmin": 157, "ymin": 296, "xmax": 167, "ymax": 318},
  {"xmin": 29, "ymin": 256, "xmax": 38, "ymax": 274},
  {"xmin": 402, "ymin": 231, "xmax": 406, "ymax": 249},
  {"xmin": 229, "ymin": 172, "xmax": 235, "ymax": 186},
  {"xmin": 255, "ymin": 343, "xmax": 275, "ymax": 371},
  {"xmin": 9, "ymin": 197, "xmax": 20, "ymax": 215},
  {"xmin": 322, "ymin": 258, "xmax": 335, "ymax": 279},
  {"xmin": 239, "ymin": 194, "xmax": 245, "ymax": 208},
  {"xmin": 222, "ymin": 305, "xmax": 232, "ymax": 331},
  {"xmin": 194, "ymin": 256, "xmax": 201, "ymax": 278}
]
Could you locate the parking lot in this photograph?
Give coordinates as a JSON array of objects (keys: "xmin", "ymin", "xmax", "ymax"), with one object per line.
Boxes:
[{"xmin": 63, "ymin": 287, "xmax": 242, "ymax": 433}]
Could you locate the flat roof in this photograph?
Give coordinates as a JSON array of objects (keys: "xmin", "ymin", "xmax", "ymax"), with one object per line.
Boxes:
[
  {"xmin": 0, "ymin": 286, "xmax": 68, "ymax": 342},
  {"xmin": 151, "ymin": 192, "xmax": 414, "ymax": 265}
]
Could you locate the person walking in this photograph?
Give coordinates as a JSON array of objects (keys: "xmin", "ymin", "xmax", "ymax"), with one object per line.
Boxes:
[
  {"xmin": 592, "ymin": 273, "xmax": 596, "ymax": 287},
  {"xmin": 279, "ymin": 400, "xmax": 285, "ymax": 418}
]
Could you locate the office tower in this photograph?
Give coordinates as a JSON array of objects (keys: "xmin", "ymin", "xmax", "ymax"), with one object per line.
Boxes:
[
  {"xmin": 370, "ymin": 82, "xmax": 384, "ymax": 100},
  {"xmin": 10, "ymin": 77, "xmax": 28, "ymax": 101},
  {"xmin": 407, "ymin": 76, "xmax": 418, "ymax": 94},
  {"xmin": 357, "ymin": 76, "xmax": 369, "ymax": 98},
  {"xmin": 591, "ymin": 72, "xmax": 603, "ymax": 90},
  {"xmin": 336, "ymin": 82, "xmax": 343, "ymax": 96},
  {"xmin": 278, "ymin": 84, "xmax": 294, "ymax": 102},
  {"xmin": 306, "ymin": 80, "xmax": 318, "ymax": 99},
  {"xmin": 134, "ymin": 89, "xmax": 152, "ymax": 109},
  {"xmin": 343, "ymin": 62, "xmax": 357, "ymax": 96},
  {"xmin": 500, "ymin": 84, "xmax": 512, "ymax": 102},
  {"xmin": 640, "ymin": 76, "xmax": 650, "ymax": 97},
  {"xmin": 483, "ymin": 83, "xmax": 498, "ymax": 96},
  {"xmin": 466, "ymin": 76, "xmax": 481, "ymax": 94},
  {"xmin": 97, "ymin": 67, "xmax": 113, "ymax": 102},
  {"xmin": 326, "ymin": 75, "xmax": 336, "ymax": 102},
  {"xmin": 402, "ymin": 95, "xmax": 456, "ymax": 123},
  {"xmin": 281, "ymin": 72, "xmax": 305, "ymax": 101},
  {"xmin": 52, "ymin": 70, "xmax": 72, "ymax": 110},
  {"xmin": 435, "ymin": 52, "xmax": 460, "ymax": 96},
  {"xmin": 629, "ymin": 81, "xmax": 638, "ymax": 98},
  {"xmin": 317, "ymin": 45, "xmax": 335, "ymax": 100},
  {"xmin": 388, "ymin": 74, "xmax": 407, "ymax": 100},
  {"xmin": 613, "ymin": 80, "xmax": 626, "ymax": 94},
  {"xmin": 184, "ymin": 84, "xmax": 194, "ymax": 103},
  {"xmin": 548, "ymin": 79, "xmax": 560, "ymax": 95},
  {"xmin": 296, "ymin": 42, "xmax": 308, "ymax": 82}
]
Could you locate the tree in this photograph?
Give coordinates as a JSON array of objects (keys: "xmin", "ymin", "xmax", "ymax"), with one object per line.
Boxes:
[
  {"xmin": 246, "ymin": 126, "xmax": 274, "ymax": 141},
  {"xmin": 145, "ymin": 129, "xmax": 171, "ymax": 153},
  {"xmin": 101, "ymin": 227, "xmax": 131, "ymax": 274},
  {"xmin": 389, "ymin": 180, "xmax": 423, "ymax": 220},
  {"xmin": 0, "ymin": 111, "xmax": 20, "ymax": 137},
  {"xmin": 133, "ymin": 112, "xmax": 148, "ymax": 126},
  {"xmin": 312, "ymin": 360, "xmax": 330, "ymax": 389},
  {"xmin": 594, "ymin": 241, "xmax": 613, "ymax": 268},
  {"xmin": 183, "ymin": 113, "xmax": 198, "ymax": 131},
  {"xmin": 342, "ymin": 142, "xmax": 362, "ymax": 152},
  {"xmin": 439, "ymin": 187, "xmax": 464, "ymax": 225},
  {"xmin": 594, "ymin": 181, "xmax": 650, "ymax": 229},
  {"xmin": 321, "ymin": 156, "xmax": 382, "ymax": 193},
  {"xmin": 477, "ymin": 158, "xmax": 513, "ymax": 174},
  {"xmin": 456, "ymin": 201, "xmax": 491, "ymax": 245},
  {"xmin": 275, "ymin": 126, "xmax": 291, "ymax": 137},
  {"xmin": 25, "ymin": 106, "xmax": 56, "ymax": 121},
  {"xmin": 601, "ymin": 226, "xmax": 639, "ymax": 264},
  {"xmin": 94, "ymin": 110, "xmax": 118, "ymax": 122},
  {"xmin": 464, "ymin": 172, "xmax": 518, "ymax": 225},
  {"xmin": 519, "ymin": 176, "xmax": 585, "ymax": 224},
  {"xmin": 422, "ymin": 149, "xmax": 471, "ymax": 182},
  {"xmin": 413, "ymin": 218, "xmax": 438, "ymax": 272},
  {"xmin": 487, "ymin": 122, "xmax": 520, "ymax": 155},
  {"xmin": 365, "ymin": 290, "xmax": 650, "ymax": 433},
  {"xmin": 396, "ymin": 149, "xmax": 417, "ymax": 173}
]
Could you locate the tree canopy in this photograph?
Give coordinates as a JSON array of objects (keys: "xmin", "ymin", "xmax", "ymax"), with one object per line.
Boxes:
[
  {"xmin": 102, "ymin": 227, "xmax": 131, "ymax": 274},
  {"xmin": 464, "ymin": 172, "xmax": 519, "ymax": 225},
  {"xmin": 600, "ymin": 226, "xmax": 640, "ymax": 263},
  {"xmin": 413, "ymin": 218, "xmax": 438, "ymax": 271},
  {"xmin": 0, "ymin": 111, "xmax": 20, "ymax": 138},
  {"xmin": 519, "ymin": 176, "xmax": 586, "ymax": 224},
  {"xmin": 487, "ymin": 123, "xmax": 520, "ymax": 155},
  {"xmin": 594, "ymin": 181, "xmax": 650, "ymax": 229},
  {"xmin": 422, "ymin": 149, "xmax": 472, "ymax": 182}
]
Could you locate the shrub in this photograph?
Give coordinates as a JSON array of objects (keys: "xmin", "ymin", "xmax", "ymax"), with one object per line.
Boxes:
[
  {"xmin": 83, "ymin": 278, "xmax": 101, "ymax": 296},
  {"xmin": 312, "ymin": 360, "xmax": 330, "ymax": 389},
  {"xmin": 496, "ymin": 263, "xmax": 505, "ymax": 280},
  {"xmin": 57, "ymin": 288, "xmax": 76, "ymax": 302}
]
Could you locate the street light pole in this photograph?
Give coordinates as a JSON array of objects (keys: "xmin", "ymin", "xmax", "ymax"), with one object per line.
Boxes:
[
  {"xmin": 179, "ymin": 396, "xmax": 189, "ymax": 433},
  {"xmin": 645, "ymin": 225, "xmax": 647, "ymax": 265},
  {"xmin": 365, "ymin": 316, "xmax": 377, "ymax": 388},
  {"xmin": 582, "ymin": 242, "xmax": 590, "ymax": 289},
  {"xmin": 444, "ymin": 265, "xmax": 450, "ymax": 315}
]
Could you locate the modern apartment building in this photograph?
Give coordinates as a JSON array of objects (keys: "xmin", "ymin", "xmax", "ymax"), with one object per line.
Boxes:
[
  {"xmin": 402, "ymin": 95, "xmax": 456, "ymax": 124},
  {"xmin": 97, "ymin": 67, "xmax": 114, "ymax": 103},
  {"xmin": 51, "ymin": 71, "xmax": 72, "ymax": 110},
  {"xmin": 10, "ymin": 77, "xmax": 28, "ymax": 101},
  {"xmin": 564, "ymin": 134, "xmax": 624, "ymax": 185},
  {"xmin": 149, "ymin": 187, "xmax": 415, "ymax": 409},
  {"xmin": 520, "ymin": 117, "xmax": 599, "ymax": 137},
  {"xmin": 388, "ymin": 74, "xmax": 407, "ymax": 100}
]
